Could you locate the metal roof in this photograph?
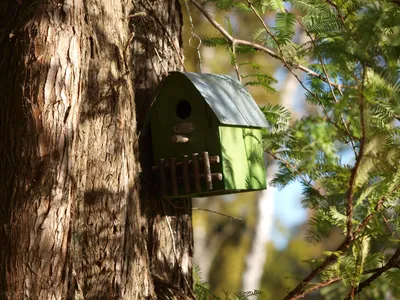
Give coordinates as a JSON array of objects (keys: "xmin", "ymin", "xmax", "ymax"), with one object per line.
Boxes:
[{"xmin": 177, "ymin": 72, "xmax": 269, "ymax": 128}]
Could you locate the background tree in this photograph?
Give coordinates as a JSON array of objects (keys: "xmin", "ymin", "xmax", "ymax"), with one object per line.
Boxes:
[{"xmin": 0, "ymin": 0, "xmax": 193, "ymax": 299}]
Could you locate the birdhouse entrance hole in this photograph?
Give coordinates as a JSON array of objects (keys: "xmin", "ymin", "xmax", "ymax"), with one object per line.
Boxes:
[{"xmin": 176, "ymin": 100, "xmax": 191, "ymax": 119}]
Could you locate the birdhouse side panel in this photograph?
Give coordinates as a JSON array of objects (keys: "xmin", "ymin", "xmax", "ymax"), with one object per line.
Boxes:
[
  {"xmin": 219, "ymin": 126, "xmax": 251, "ymax": 190},
  {"xmin": 243, "ymin": 128, "xmax": 267, "ymax": 189}
]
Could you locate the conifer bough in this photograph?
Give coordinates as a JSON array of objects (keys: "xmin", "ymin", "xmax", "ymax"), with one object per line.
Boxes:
[
  {"xmin": 187, "ymin": 0, "xmax": 400, "ymax": 299},
  {"xmin": 188, "ymin": 0, "xmax": 343, "ymax": 92}
]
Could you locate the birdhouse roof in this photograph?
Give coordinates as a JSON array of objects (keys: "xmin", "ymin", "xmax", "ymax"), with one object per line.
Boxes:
[{"xmin": 178, "ymin": 72, "xmax": 268, "ymax": 128}]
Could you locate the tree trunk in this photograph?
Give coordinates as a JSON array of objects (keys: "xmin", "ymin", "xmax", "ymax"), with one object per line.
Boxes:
[{"xmin": 0, "ymin": 1, "xmax": 192, "ymax": 299}]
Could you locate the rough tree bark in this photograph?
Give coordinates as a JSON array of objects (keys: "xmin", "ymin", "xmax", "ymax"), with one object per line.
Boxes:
[{"xmin": 0, "ymin": 0, "xmax": 192, "ymax": 299}]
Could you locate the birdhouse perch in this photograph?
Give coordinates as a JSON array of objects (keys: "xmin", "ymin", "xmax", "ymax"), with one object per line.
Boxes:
[{"xmin": 144, "ymin": 72, "xmax": 268, "ymax": 198}]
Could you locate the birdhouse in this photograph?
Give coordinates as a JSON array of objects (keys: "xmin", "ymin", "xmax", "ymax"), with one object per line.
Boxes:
[{"xmin": 145, "ymin": 72, "xmax": 268, "ymax": 198}]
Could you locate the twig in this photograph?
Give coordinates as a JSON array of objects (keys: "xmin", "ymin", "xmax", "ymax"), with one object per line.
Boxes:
[
  {"xmin": 231, "ymin": 40, "xmax": 242, "ymax": 82},
  {"xmin": 140, "ymin": 19, "xmax": 169, "ymax": 76},
  {"xmin": 246, "ymin": 1, "xmax": 323, "ymax": 104},
  {"xmin": 165, "ymin": 200, "xmax": 243, "ymax": 221},
  {"xmin": 247, "ymin": 1, "xmax": 282, "ymax": 55},
  {"xmin": 288, "ymin": 9, "xmax": 357, "ymax": 155},
  {"xmin": 284, "ymin": 185, "xmax": 400, "ymax": 300},
  {"xmin": 124, "ymin": 11, "xmax": 146, "ymax": 53},
  {"xmin": 325, "ymin": 0, "xmax": 340, "ymax": 11},
  {"xmin": 354, "ymin": 184, "xmax": 400, "ymax": 238},
  {"xmin": 283, "ymin": 239, "xmax": 351, "ymax": 300},
  {"xmin": 344, "ymin": 248, "xmax": 400, "ymax": 299},
  {"xmin": 192, "ymin": 207, "xmax": 243, "ymax": 221},
  {"xmin": 188, "ymin": 0, "xmax": 342, "ymax": 90},
  {"xmin": 294, "ymin": 277, "xmax": 341, "ymax": 299},
  {"xmin": 363, "ymin": 263, "xmax": 400, "ymax": 275},
  {"xmin": 380, "ymin": 212, "xmax": 394, "ymax": 235},
  {"xmin": 391, "ymin": 0, "xmax": 400, "ymax": 6},
  {"xmin": 267, "ymin": 151, "xmax": 324, "ymax": 196},
  {"xmin": 345, "ymin": 65, "xmax": 367, "ymax": 241},
  {"xmin": 288, "ymin": 11, "xmax": 344, "ymax": 100},
  {"xmin": 324, "ymin": 0, "xmax": 346, "ymax": 24},
  {"xmin": 195, "ymin": 0, "xmax": 354, "ymax": 150}
]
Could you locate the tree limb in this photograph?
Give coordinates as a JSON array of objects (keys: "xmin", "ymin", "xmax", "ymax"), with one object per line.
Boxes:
[
  {"xmin": 344, "ymin": 249, "xmax": 400, "ymax": 299},
  {"xmin": 390, "ymin": 0, "xmax": 400, "ymax": 6},
  {"xmin": 284, "ymin": 182, "xmax": 400, "ymax": 300},
  {"xmin": 246, "ymin": 1, "xmax": 326, "ymax": 107},
  {"xmin": 288, "ymin": 9, "xmax": 357, "ymax": 155},
  {"xmin": 294, "ymin": 277, "xmax": 341, "ymax": 299},
  {"xmin": 283, "ymin": 239, "xmax": 351, "ymax": 300},
  {"xmin": 354, "ymin": 184, "xmax": 400, "ymax": 238},
  {"xmin": 345, "ymin": 65, "xmax": 367, "ymax": 241},
  {"xmin": 267, "ymin": 151, "xmax": 324, "ymax": 196},
  {"xmin": 188, "ymin": 0, "xmax": 342, "ymax": 91}
]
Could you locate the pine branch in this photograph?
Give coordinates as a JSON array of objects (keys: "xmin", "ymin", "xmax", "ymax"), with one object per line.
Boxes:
[
  {"xmin": 267, "ymin": 151, "xmax": 324, "ymax": 195},
  {"xmin": 188, "ymin": 0, "xmax": 342, "ymax": 91},
  {"xmin": 294, "ymin": 277, "xmax": 341, "ymax": 299},
  {"xmin": 246, "ymin": 1, "xmax": 326, "ymax": 105},
  {"xmin": 354, "ymin": 184, "xmax": 400, "ymax": 238},
  {"xmin": 324, "ymin": 0, "xmax": 346, "ymax": 23},
  {"xmin": 345, "ymin": 65, "xmax": 367, "ymax": 242},
  {"xmin": 288, "ymin": 9, "xmax": 357, "ymax": 155},
  {"xmin": 340, "ymin": 66, "xmax": 370, "ymax": 297},
  {"xmin": 283, "ymin": 239, "xmax": 351, "ymax": 300},
  {"xmin": 191, "ymin": 0, "xmax": 355, "ymax": 156},
  {"xmin": 283, "ymin": 179, "xmax": 400, "ymax": 299},
  {"xmin": 344, "ymin": 249, "xmax": 400, "ymax": 299}
]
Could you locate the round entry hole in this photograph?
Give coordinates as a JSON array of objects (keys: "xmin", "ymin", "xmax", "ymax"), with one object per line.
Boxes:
[{"xmin": 176, "ymin": 100, "xmax": 191, "ymax": 119}]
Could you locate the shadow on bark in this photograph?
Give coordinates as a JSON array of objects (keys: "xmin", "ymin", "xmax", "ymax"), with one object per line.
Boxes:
[
  {"xmin": 1, "ymin": 0, "xmax": 192, "ymax": 299},
  {"xmin": 131, "ymin": 2, "xmax": 194, "ymax": 297}
]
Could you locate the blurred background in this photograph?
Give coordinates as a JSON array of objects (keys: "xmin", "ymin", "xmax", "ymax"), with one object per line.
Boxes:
[{"xmin": 181, "ymin": 3, "xmax": 344, "ymax": 298}]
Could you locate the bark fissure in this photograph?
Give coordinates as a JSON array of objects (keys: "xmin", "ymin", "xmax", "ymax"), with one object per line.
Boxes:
[{"xmin": 1, "ymin": 0, "xmax": 191, "ymax": 299}]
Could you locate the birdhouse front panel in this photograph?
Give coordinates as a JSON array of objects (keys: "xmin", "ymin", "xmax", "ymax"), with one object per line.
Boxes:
[
  {"xmin": 149, "ymin": 73, "xmax": 225, "ymax": 196},
  {"xmin": 145, "ymin": 72, "xmax": 268, "ymax": 198}
]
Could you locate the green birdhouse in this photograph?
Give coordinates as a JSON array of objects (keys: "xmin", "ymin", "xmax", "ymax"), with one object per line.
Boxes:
[{"xmin": 146, "ymin": 72, "xmax": 268, "ymax": 198}]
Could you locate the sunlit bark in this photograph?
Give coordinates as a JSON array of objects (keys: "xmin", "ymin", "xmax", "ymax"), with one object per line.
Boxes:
[{"xmin": 0, "ymin": 1, "xmax": 192, "ymax": 299}]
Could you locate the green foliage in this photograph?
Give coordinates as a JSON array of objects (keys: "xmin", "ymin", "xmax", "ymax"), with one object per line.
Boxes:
[
  {"xmin": 197, "ymin": 0, "xmax": 400, "ymax": 298},
  {"xmin": 274, "ymin": 12, "xmax": 296, "ymax": 45},
  {"xmin": 208, "ymin": 0, "xmax": 237, "ymax": 11},
  {"xmin": 244, "ymin": 73, "xmax": 277, "ymax": 93},
  {"xmin": 260, "ymin": 103, "xmax": 290, "ymax": 133}
]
